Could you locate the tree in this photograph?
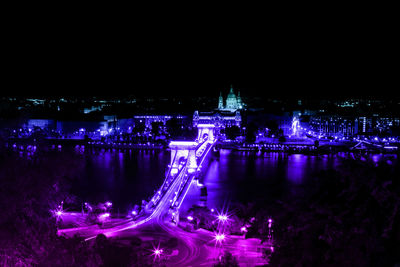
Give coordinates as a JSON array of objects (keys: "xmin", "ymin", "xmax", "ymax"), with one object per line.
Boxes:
[
  {"xmin": 264, "ymin": 120, "xmax": 279, "ymax": 136},
  {"xmin": 225, "ymin": 126, "xmax": 241, "ymax": 141},
  {"xmin": 0, "ymin": 151, "xmax": 85, "ymax": 265},
  {"xmin": 151, "ymin": 121, "xmax": 163, "ymax": 137},
  {"xmin": 314, "ymin": 139, "xmax": 319, "ymax": 147},
  {"xmin": 214, "ymin": 251, "xmax": 239, "ymax": 267},
  {"xmin": 166, "ymin": 118, "xmax": 182, "ymax": 138},
  {"xmin": 268, "ymin": 159, "xmax": 400, "ymax": 266},
  {"xmin": 133, "ymin": 123, "xmax": 145, "ymax": 134},
  {"xmin": 245, "ymin": 122, "xmax": 257, "ymax": 143}
]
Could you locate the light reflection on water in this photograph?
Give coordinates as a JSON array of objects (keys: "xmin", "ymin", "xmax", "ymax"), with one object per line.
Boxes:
[
  {"xmin": 12, "ymin": 145, "xmax": 398, "ymax": 212},
  {"xmin": 181, "ymin": 150, "xmax": 397, "ymax": 213}
]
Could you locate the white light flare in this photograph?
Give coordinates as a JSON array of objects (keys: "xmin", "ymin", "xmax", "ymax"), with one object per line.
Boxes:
[
  {"xmin": 215, "ymin": 233, "xmax": 225, "ymax": 244},
  {"xmin": 99, "ymin": 213, "xmax": 110, "ymax": 221},
  {"xmin": 151, "ymin": 243, "xmax": 163, "ymax": 260},
  {"xmin": 217, "ymin": 214, "xmax": 228, "ymax": 223}
]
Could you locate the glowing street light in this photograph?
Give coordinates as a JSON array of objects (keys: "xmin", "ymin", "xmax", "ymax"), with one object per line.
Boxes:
[
  {"xmin": 151, "ymin": 243, "xmax": 163, "ymax": 261},
  {"xmin": 267, "ymin": 218, "xmax": 273, "ymax": 243},
  {"xmin": 217, "ymin": 214, "xmax": 228, "ymax": 223},
  {"xmin": 187, "ymin": 216, "xmax": 193, "ymax": 221},
  {"xmin": 215, "ymin": 233, "xmax": 225, "ymax": 244},
  {"xmin": 131, "ymin": 210, "xmax": 137, "ymax": 216},
  {"xmin": 216, "ymin": 234, "xmax": 225, "ymax": 241},
  {"xmin": 99, "ymin": 213, "xmax": 110, "ymax": 221}
]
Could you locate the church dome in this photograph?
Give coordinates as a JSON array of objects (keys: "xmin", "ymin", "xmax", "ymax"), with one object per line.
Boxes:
[
  {"xmin": 225, "ymin": 87, "xmax": 238, "ymax": 110},
  {"xmin": 227, "ymin": 88, "xmax": 236, "ymax": 99}
]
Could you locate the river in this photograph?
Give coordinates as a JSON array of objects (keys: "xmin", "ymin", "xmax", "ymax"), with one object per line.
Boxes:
[{"xmin": 66, "ymin": 147, "xmax": 397, "ymax": 215}]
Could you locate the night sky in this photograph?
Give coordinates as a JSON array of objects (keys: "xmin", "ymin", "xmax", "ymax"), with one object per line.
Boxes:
[{"xmin": 3, "ymin": 18, "xmax": 396, "ymax": 98}]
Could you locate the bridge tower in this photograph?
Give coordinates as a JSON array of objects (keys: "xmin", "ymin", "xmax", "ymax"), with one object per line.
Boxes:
[
  {"xmin": 169, "ymin": 141, "xmax": 198, "ymax": 174},
  {"xmin": 196, "ymin": 124, "xmax": 215, "ymax": 143}
]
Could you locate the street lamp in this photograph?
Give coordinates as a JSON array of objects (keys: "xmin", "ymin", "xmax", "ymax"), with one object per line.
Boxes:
[
  {"xmin": 99, "ymin": 213, "xmax": 110, "ymax": 221},
  {"xmin": 217, "ymin": 214, "xmax": 228, "ymax": 223},
  {"xmin": 152, "ymin": 243, "xmax": 164, "ymax": 262},
  {"xmin": 215, "ymin": 233, "xmax": 225, "ymax": 244},
  {"xmin": 153, "ymin": 249, "xmax": 163, "ymax": 256},
  {"xmin": 268, "ymin": 218, "xmax": 273, "ymax": 244}
]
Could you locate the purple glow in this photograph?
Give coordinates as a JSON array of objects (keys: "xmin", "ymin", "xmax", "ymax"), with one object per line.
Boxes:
[
  {"xmin": 151, "ymin": 243, "xmax": 163, "ymax": 260},
  {"xmin": 241, "ymin": 226, "xmax": 247, "ymax": 232},
  {"xmin": 131, "ymin": 210, "xmax": 137, "ymax": 215},
  {"xmin": 217, "ymin": 214, "xmax": 228, "ymax": 223},
  {"xmin": 268, "ymin": 218, "xmax": 272, "ymax": 223},
  {"xmin": 187, "ymin": 215, "xmax": 193, "ymax": 221},
  {"xmin": 215, "ymin": 233, "xmax": 225, "ymax": 244},
  {"xmin": 99, "ymin": 213, "xmax": 110, "ymax": 221},
  {"xmin": 105, "ymin": 201, "xmax": 112, "ymax": 207}
]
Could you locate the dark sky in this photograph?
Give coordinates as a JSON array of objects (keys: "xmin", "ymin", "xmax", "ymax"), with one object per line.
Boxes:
[{"xmin": 3, "ymin": 17, "xmax": 397, "ymax": 99}]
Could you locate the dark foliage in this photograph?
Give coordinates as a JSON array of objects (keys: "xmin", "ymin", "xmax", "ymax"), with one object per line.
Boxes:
[
  {"xmin": 0, "ymin": 150, "xmax": 152, "ymax": 266},
  {"xmin": 268, "ymin": 158, "xmax": 400, "ymax": 266},
  {"xmin": 214, "ymin": 251, "xmax": 239, "ymax": 267}
]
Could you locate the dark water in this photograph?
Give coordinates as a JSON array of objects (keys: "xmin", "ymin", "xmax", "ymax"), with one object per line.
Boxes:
[
  {"xmin": 68, "ymin": 148, "xmax": 398, "ymax": 213},
  {"xmin": 71, "ymin": 148, "xmax": 170, "ymax": 211}
]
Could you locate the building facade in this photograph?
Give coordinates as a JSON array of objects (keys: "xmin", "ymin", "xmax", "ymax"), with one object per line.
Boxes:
[
  {"xmin": 309, "ymin": 115, "xmax": 358, "ymax": 137},
  {"xmin": 193, "ymin": 86, "xmax": 244, "ymax": 129},
  {"xmin": 133, "ymin": 114, "xmax": 190, "ymax": 129},
  {"xmin": 193, "ymin": 110, "xmax": 241, "ymax": 128},
  {"xmin": 217, "ymin": 86, "xmax": 245, "ymax": 111}
]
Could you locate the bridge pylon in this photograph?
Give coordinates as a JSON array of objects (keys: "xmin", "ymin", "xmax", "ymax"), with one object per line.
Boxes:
[
  {"xmin": 169, "ymin": 141, "xmax": 198, "ymax": 174},
  {"xmin": 196, "ymin": 124, "xmax": 215, "ymax": 143}
]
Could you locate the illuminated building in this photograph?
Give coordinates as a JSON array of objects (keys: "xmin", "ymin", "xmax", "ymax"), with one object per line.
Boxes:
[
  {"xmin": 193, "ymin": 86, "xmax": 244, "ymax": 129},
  {"xmin": 133, "ymin": 114, "xmax": 189, "ymax": 129},
  {"xmin": 309, "ymin": 116, "xmax": 358, "ymax": 137},
  {"xmin": 193, "ymin": 110, "xmax": 241, "ymax": 128},
  {"xmin": 217, "ymin": 86, "xmax": 245, "ymax": 111},
  {"xmin": 358, "ymin": 115, "xmax": 400, "ymax": 134}
]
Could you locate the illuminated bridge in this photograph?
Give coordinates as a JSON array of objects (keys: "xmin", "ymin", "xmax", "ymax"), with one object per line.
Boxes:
[
  {"xmin": 144, "ymin": 123, "xmax": 216, "ymax": 224},
  {"xmin": 58, "ymin": 123, "xmax": 218, "ymax": 239}
]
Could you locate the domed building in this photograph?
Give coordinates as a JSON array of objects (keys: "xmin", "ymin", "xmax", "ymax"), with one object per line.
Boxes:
[
  {"xmin": 218, "ymin": 86, "xmax": 245, "ymax": 111},
  {"xmin": 193, "ymin": 86, "xmax": 245, "ymax": 129}
]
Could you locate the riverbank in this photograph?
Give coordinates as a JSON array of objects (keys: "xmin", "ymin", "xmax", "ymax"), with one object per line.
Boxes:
[{"xmin": 6, "ymin": 136, "xmax": 399, "ymax": 155}]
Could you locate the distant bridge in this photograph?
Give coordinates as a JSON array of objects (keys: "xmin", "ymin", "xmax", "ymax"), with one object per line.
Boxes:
[{"xmin": 350, "ymin": 140, "xmax": 398, "ymax": 152}]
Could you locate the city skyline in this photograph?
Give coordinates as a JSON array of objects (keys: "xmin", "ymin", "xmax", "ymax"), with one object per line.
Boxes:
[{"xmin": 2, "ymin": 11, "xmax": 399, "ymax": 265}]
